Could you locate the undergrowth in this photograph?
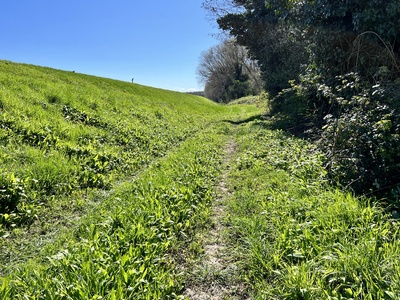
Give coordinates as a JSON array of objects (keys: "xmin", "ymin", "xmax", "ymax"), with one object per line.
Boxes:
[
  {"xmin": 3, "ymin": 59, "xmax": 398, "ymax": 299},
  {"xmin": 0, "ymin": 128, "xmax": 228, "ymax": 299},
  {"xmin": 226, "ymin": 120, "xmax": 400, "ymax": 299}
]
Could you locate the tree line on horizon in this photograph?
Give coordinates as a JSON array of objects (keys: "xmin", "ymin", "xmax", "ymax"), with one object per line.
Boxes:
[{"xmin": 200, "ymin": 0, "xmax": 400, "ymax": 203}]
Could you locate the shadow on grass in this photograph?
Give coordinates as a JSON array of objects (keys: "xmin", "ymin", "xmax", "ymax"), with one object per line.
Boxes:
[
  {"xmin": 263, "ymin": 115, "xmax": 314, "ymax": 138},
  {"xmin": 222, "ymin": 114, "xmax": 267, "ymax": 125},
  {"xmin": 224, "ymin": 113, "xmax": 317, "ymax": 140}
]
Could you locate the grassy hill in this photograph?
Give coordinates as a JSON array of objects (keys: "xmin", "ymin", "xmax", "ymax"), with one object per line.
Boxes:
[
  {"xmin": 0, "ymin": 60, "xmax": 261, "ymax": 298},
  {"xmin": 0, "ymin": 60, "xmax": 255, "ymax": 229},
  {"xmin": 1, "ymin": 60, "xmax": 400, "ymax": 299}
]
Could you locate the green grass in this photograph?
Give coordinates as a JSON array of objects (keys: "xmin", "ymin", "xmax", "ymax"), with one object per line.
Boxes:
[
  {"xmin": 0, "ymin": 60, "xmax": 256, "ymax": 229},
  {"xmin": 229, "ymin": 91, "xmax": 270, "ymax": 112},
  {"xmin": 1, "ymin": 128, "xmax": 228, "ymax": 299},
  {"xmin": 1, "ymin": 60, "xmax": 400, "ymax": 299},
  {"xmin": 0, "ymin": 60, "xmax": 259, "ymax": 299},
  {"xmin": 225, "ymin": 120, "xmax": 400, "ymax": 299}
]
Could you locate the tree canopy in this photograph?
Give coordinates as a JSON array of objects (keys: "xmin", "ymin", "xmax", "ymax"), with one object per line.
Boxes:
[
  {"xmin": 205, "ymin": 0, "xmax": 400, "ymax": 87},
  {"xmin": 203, "ymin": 0, "xmax": 400, "ymax": 201}
]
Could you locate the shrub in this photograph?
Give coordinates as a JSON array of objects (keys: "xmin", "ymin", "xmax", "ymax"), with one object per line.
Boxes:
[
  {"xmin": 318, "ymin": 74, "xmax": 400, "ymax": 201},
  {"xmin": 279, "ymin": 70, "xmax": 400, "ymax": 202},
  {"xmin": 269, "ymin": 67, "xmax": 330, "ymax": 134}
]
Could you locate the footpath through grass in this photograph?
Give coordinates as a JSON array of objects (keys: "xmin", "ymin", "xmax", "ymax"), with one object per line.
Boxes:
[
  {"xmin": 0, "ymin": 61, "xmax": 258, "ymax": 299},
  {"xmin": 1, "ymin": 127, "xmax": 230, "ymax": 299},
  {"xmin": 2, "ymin": 61, "xmax": 400, "ymax": 299}
]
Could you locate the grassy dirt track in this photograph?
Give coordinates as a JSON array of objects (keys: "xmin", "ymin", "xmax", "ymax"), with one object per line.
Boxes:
[
  {"xmin": 0, "ymin": 61, "xmax": 258, "ymax": 299},
  {"xmin": 1, "ymin": 61, "xmax": 400, "ymax": 299}
]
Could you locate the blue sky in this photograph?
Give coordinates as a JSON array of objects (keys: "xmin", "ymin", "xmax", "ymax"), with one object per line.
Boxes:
[{"xmin": 0, "ymin": 1, "xmax": 219, "ymax": 91}]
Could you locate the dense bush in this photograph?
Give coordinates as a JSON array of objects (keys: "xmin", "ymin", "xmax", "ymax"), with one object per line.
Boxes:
[
  {"xmin": 273, "ymin": 70, "xmax": 400, "ymax": 201},
  {"xmin": 205, "ymin": 0, "xmax": 400, "ymax": 202},
  {"xmin": 269, "ymin": 66, "xmax": 332, "ymax": 132},
  {"xmin": 319, "ymin": 75, "xmax": 400, "ymax": 201}
]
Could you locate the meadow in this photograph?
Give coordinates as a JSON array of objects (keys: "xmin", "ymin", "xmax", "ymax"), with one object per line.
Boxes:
[{"xmin": 1, "ymin": 60, "xmax": 400, "ymax": 299}]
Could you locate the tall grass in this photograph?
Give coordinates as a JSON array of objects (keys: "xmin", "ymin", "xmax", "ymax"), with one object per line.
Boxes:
[
  {"xmin": 0, "ymin": 60, "xmax": 260, "ymax": 298},
  {"xmin": 0, "ymin": 59, "xmax": 241, "ymax": 229},
  {"xmin": 0, "ymin": 128, "xmax": 228, "ymax": 299},
  {"xmin": 226, "ymin": 120, "xmax": 400, "ymax": 299}
]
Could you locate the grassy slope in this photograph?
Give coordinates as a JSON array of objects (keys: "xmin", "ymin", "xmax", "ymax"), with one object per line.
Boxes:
[
  {"xmin": 1, "ymin": 60, "xmax": 400, "ymax": 299},
  {"xmin": 0, "ymin": 60, "xmax": 259, "ymax": 298}
]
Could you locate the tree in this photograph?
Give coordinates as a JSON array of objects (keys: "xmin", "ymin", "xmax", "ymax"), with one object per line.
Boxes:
[
  {"xmin": 203, "ymin": 0, "xmax": 400, "ymax": 200},
  {"xmin": 203, "ymin": 0, "xmax": 309, "ymax": 96},
  {"xmin": 197, "ymin": 40, "xmax": 263, "ymax": 102},
  {"xmin": 203, "ymin": 0, "xmax": 400, "ymax": 93},
  {"xmin": 296, "ymin": 0, "xmax": 400, "ymax": 82}
]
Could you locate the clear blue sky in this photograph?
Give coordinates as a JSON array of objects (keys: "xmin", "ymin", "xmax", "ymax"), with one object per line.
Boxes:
[{"xmin": 0, "ymin": 1, "xmax": 219, "ymax": 91}]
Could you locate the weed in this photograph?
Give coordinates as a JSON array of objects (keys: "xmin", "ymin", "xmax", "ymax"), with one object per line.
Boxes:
[
  {"xmin": 225, "ymin": 120, "xmax": 400, "ymax": 299},
  {"xmin": 0, "ymin": 172, "xmax": 26, "ymax": 214}
]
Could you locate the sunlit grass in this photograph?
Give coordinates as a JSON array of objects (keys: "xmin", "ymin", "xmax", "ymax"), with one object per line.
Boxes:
[
  {"xmin": 0, "ymin": 126, "xmax": 229, "ymax": 299},
  {"xmin": 0, "ymin": 60, "xmax": 260, "ymax": 298},
  {"xmin": 5, "ymin": 59, "xmax": 397, "ymax": 299},
  {"xmin": 226, "ymin": 121, "xmax": 400, "ymax": 299}
]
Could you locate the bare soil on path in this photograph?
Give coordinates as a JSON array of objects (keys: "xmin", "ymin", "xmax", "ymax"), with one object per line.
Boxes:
[{"xmin": 183, "ymin": 140, "xmax": 250, "ymax": 300}]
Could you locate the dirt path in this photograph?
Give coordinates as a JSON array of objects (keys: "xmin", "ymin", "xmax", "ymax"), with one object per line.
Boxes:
[{"xmin": 183, "ymin": 140, "xmax": 249, "ymax": 300}]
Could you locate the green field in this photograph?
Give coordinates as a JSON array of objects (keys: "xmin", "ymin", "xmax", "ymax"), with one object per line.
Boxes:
[{"xmin": 1, "ymin": 61, "xmax": 400, "ymax": 299}]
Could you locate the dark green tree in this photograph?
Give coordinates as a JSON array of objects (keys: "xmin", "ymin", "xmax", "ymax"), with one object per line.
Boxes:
[
  {"xmin": 299, "ymin": 0, "xmax": 400, "ymax": 81},
  {"xmin": 210, "ymin": 0, "xmax": 308, "ymax": 96},
  {"xmin": 204, "ymin": 0, "xmax": 400, "ymax": 92},
  {"xmin": 204, "ymin": 0, "xmax": 400, "ymax": 200}
]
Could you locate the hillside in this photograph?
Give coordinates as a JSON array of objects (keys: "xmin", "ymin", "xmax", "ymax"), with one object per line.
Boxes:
[
  {"xmin": 1, "ymin": 61, "xmax": 400, "ymax": 299},
  {"xmin": 0, "ymin": 59, "xmax": 257, "ymax": 259}
]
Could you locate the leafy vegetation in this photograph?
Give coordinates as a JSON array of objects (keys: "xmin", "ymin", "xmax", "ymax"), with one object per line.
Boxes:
[
  {"xmin": 204, "ymin": 0, "xmax": 400, "ymax": 202},
  {"xmin": 1, "ymin": 128, "xmax": 228, "ymax": 299},
  {"xmin": 226, "ymin": 120, "xmax": 400, "ymax": 299},
  {"xmin": 1, "ymin": 59, "xmax": 400, "ymax": 299},
  {"xmin": 272, "ymin": 71, "xmax": 400, "ymax": 199},
  {"xmin": 0, "ymin": 60, "xmax": 226, "ymax": 227},
  {"xmin": 0, "ymin": 60, "xmax": 259, "ymax": 298}
]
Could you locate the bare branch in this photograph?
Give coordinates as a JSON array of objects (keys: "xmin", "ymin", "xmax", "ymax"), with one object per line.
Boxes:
[{"xmin": 202, "ymin": 0, "xmax": 244, "ymax": 22}]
